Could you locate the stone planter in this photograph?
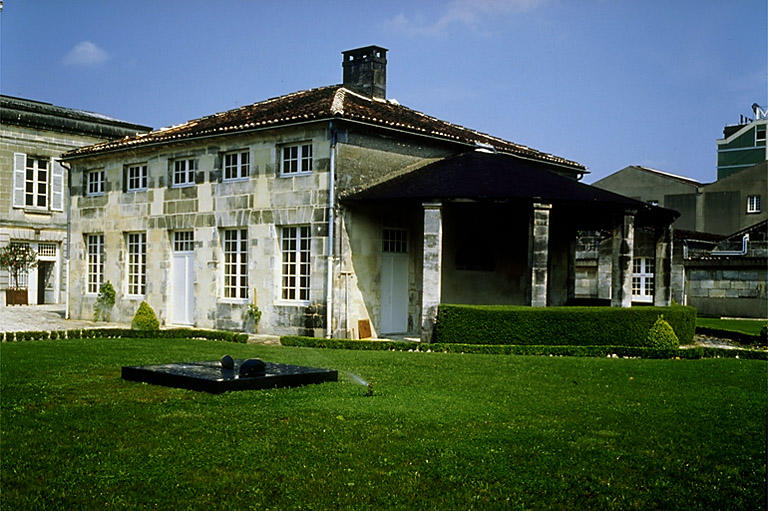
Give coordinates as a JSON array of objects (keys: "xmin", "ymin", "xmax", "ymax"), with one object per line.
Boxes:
[{"xmin": 5, "ymin": 288, "xmax": 28, "ymax": 305}]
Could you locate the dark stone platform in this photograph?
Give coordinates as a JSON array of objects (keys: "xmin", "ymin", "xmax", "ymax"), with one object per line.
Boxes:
[{"xmin": 121, "ymin": 359, "xmax": 337, "ymax": 393}]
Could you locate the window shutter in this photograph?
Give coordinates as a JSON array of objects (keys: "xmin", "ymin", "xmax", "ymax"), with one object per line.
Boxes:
[
  {"xmin": 51, "ymin": 159, "xmax": 65, "ymax": 211},
  {"xmin": 13, "ymin": 153, "xmax": 26, "ymax": 208}
]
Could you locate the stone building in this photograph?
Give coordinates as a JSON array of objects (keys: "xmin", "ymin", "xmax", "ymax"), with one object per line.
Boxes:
[
  {"xmin": 61, "ymin": 46, "xmax": 676, "ymax": 339},
  {"xmin": 0, "ymin": 95, "xmax": 150, "ymax": 306}
]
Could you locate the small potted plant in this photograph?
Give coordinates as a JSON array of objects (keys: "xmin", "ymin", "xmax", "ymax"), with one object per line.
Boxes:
[
  {"xmin": 0, "ymin": 243, "xmax": 37, "ymax": 305},
  {"xmin": 245, "ymin": 303, "xmax": 262, "ymax": 334}
]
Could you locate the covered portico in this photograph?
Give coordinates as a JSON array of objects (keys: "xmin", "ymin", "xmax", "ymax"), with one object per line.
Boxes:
[{"xmin": 342, "ymin": 151, "xmax": 678, "ymax": 341}]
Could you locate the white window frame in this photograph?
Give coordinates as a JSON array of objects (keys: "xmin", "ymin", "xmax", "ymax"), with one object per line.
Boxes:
[
  {"xmin": 632, "ymin": 257, "xmax": 654, "ymax": 303},
  {"xmin": 25, "ymin": 156, "xmax": 49, "ymax": 209},
  {"xmin": 173, "ymin": 158, "xmax": 196, "ymax": 187},
  {"xmin": 86, "ymin": 169, "xmax": 105, "ymax": 196},
  {"xmin": 756, "ymin": 125, "xmax": 766, "ymax": 145},
  {"xmin": 280, "ymin": 143, "xmax": 313, "ymax": 176},
  {"xmin": 223, "ymin": 151, "xmax": 249, "ymax": 181},
  {"xmin": 222, "ymin": 228, "xmax": 248, "ymax": 300},
  {"xmin": 746, "ymin": 195, "xmax": 761, "ymax": 213},
  {"xmin": 126, "ymin": 232, "xmax": 147, "ymax": 296},
  {"xmin": 126, "ymin": 164, "xmax": 148, "ymax": 192},
  {"xmin": 280, "ymin": 225, "xmax": 311, "ymax": 302},
  {"xmin": 86, "ymin": 234, "xmax": 104, "ymax": 295},
  {"xmin": 173, "ymin": 230, "xmax": 195, "ymax": 252}
]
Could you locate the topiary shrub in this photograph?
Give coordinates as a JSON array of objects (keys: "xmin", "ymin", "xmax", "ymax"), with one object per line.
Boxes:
[
  {"xmin": 131, "ymin": 301, "xmax": 160, "ymax": 331},
  {"xmin": 646, "ymin": 315, "xmax": 679, "ymax": 349},
  {"xmin": 760, "ymin": 325, "xmax": 768, "ymax": 342}
]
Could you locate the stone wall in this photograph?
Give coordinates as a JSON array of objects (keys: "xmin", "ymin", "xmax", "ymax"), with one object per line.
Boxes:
[
  {"xmin": 685, "ymin": 261, "xmax": 767, "ymax": 318},
  {"xmin": 68, "ymin": 125, "xmax": 333, "ymax": 333}
]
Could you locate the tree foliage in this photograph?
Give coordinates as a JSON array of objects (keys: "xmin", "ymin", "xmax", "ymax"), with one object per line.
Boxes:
[{"xmin": 0, "ymin": 244, "xmax": 37, "ymax": 289}]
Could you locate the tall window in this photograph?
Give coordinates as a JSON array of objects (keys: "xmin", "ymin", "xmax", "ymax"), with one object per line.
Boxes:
[
  {"xmin": 747, "ymin": 195, "xmax": 761, "ymax": 213},
  {"xmin": 126, "ymin": 232, "xmax": 146, "ymax": 296},
  {"xmin": 25, "ymin": 157, "xmax": 48, "ymax": 208},
  {"xmin": 223, "ymin": 229, "xmax": 248, "ymax": 299},
  {"xmin": 223, "ymin": 151, "xmax": 249, "ymax": 181},
  {"xmin": 281, "ymin": 226, "xmax": 311, "ymax": 301},
  {"xmin": 86, "ymin": 234, "xmax": 104, "ymax": 294},
  {"xmin": 126, "ymin": 164, "xmax": 148, "ymax": 191},
  {"xmin": 87, "ymin": 170, "xmax": 105, "ymax": 196},
  {"xmin": 173, "ymin": 159, "xmax": 196, "ymax": 187},
  {"xmin": 281, "ymin": 143, "xmax": 313, "ymax": 175},
  {"xmin": 632, "ymin": 257, "xmax": 654, "ymax": 302}
]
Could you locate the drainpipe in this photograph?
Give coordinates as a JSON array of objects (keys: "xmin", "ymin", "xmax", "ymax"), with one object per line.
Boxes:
[
  {"xmin": 326, "ymin": 121, "xmax": 336, "ymax": 338},
  {"xmin": 711, "ymin": 234, "xmax": 749, "ymax": 256},
  {"xmin": 60, "ymin": 160, "xmax": 72, "ymax": 319}
]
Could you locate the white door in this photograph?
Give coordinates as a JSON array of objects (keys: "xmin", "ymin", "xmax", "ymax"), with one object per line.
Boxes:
[
  {"xmin": 381, "ymin": 229, "xmax": 409, "ymax": 334},
  {"xmin": 171, "ymin": 232, "xmax": 195, "ymax": 325}
]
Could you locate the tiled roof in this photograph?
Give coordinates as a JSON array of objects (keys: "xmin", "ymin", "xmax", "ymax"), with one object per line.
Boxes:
[
  {"xmin": 1, "ymin": 95, "xmax": 151, "ymax": 139},
  {"xmin": 62, "ymin": 86, "xmax": 585, "ymax": 169}
]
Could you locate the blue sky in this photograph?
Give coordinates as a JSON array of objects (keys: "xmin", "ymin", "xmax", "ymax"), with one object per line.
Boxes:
[{"xmin": 1, "ymin": 0, "xmax": 765, "ymax": 183}]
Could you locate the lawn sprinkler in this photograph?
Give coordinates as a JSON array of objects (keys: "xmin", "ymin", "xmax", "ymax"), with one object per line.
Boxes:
[{"xmin": 365, "ymin": 383, "xmax": 374, "ymax": 397}]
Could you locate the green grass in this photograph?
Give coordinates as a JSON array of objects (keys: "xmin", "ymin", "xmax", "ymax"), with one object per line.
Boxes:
[
  {"xmin": 2, "ymin": 338, "xmax": 766, "ymax": 510},
  {"xmin": 696, "ymin": 317, "xmax": 767, "ymax": 336}
]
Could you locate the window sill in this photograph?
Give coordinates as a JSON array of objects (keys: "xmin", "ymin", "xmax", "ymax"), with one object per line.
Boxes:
[
  {"xmin": 746, "ymin": 211, "xmax": 762, "ymax": 215},
  {"xmin": 85, "ymin": 193, "xmax": 105, "ymax": 197},
  {"xmin": 274, "ymin": 300, "xmax": 311, "ymax": 307},
  {"xmin": 218, "ymin": 298, "xmax": 250, "ymax": 306},
  {"xmin": 171, "ymin": 183, "xmax": 196, "ymax": 189},
  {"xmin": 279, "ymin": 171, "xmax": 313, "ymax": 178},
  {"xmin": 221, "ymin": 177, "xmax": 250, "ymax": 183},
  {"xmin": 126, "ymin": 189, "xmax": 148, "ymax": 193},
  {"xmin": 22, "ymin": 208, "xmax": 52, "ymax": 215},
  {"xmin": 124, "ymin": 294, "xmax": 146, "ymax": 300}
]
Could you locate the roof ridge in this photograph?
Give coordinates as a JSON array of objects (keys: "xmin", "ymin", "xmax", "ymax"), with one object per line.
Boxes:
[{"xmin": 632, "ymin": 165, "xmax": 701, "ymax": 184}]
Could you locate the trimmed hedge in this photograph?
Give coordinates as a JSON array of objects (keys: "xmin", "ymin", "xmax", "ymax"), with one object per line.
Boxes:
[
  {"xmin": 434, "ymin": 305, "xmax": 697, "ymax": 346},
  {"xmin": 1, "ymin": 328, "xmax": 249, "ymax": 344},
  {"xmin": 280, "ymin": 336, "xmax": 768, "ymax": 360}
]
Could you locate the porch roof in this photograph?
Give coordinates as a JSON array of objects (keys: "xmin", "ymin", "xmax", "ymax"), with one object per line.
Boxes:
[{"xmin": 344, "ymin": 151, "xmax": 678, "ymax": 227}]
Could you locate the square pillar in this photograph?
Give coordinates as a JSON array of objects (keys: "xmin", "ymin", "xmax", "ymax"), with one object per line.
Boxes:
[
  {"xmin": 611, "ymin": 211, "xmax": 635, "ymax": 307},
  {"xmin": 530, "ymin": 202, "xmax": 551, "ymax": 307},
  {"xmin": 653, "ymin": 225, "xmax": 672, "ymax": 306},
  {"xmin": 420, "ymin": 202, "xmax": 443, "ymax": 342}
]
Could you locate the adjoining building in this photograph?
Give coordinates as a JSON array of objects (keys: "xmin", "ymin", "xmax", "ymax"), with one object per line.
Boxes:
[
  {"xmin": 61, "ymin": 46, "xmax": 677, "ymax": 339},
  {"xmin": 717, "ymin": 103, "xmax": 767, "ymax": 180},
  {"xmin": 0, "ymin": 95, "xmax": 150, "ymax": 306},
  {"xmin": 577, "ymin": 104, "xmax": 768, "ymax": 317}
]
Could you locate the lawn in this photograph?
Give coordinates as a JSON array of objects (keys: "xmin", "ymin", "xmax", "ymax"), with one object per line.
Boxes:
[
  {"xmin": 696, "ymin": 317, "xmax": 766, "ymax": 337},
  {"xmin": 1, "ymin": 338, "xmax": 766, "ymax": 510}
]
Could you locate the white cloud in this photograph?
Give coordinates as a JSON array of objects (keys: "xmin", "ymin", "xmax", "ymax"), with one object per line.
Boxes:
[
  {"xmin": 62, "ymin": 41, "xmax": 109, "ymax": 66},
  {"xmin": 387, "ymin": 0, "xmax": 547, "ymax": 36}
]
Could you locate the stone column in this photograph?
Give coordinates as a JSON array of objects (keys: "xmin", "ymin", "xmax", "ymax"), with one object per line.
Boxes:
[
  {"xmin": 530, "ymin": 202, "xmax": 551, "ymax": 307},
  {"xmin": 611, "ymin": 211, "xmax": 635, "ymax": 307},
  {"xmin": 653, "ymin": 224, "xmax": 672, "ymax": 306},
  {"xmin": 420, "ymin": 202, "xmax": 443, "ymax": 342}
]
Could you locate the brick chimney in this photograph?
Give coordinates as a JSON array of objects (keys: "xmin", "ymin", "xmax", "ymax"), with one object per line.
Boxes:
[{"xmin": 342, "ymin": 46, "xmax": 387, "ymax": 100}]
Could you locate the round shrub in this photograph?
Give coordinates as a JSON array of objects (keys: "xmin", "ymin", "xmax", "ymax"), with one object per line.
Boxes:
[
  {"xmin": 132, "ymin": 301, "xmax": 160, "ymax": 331},
  {"xmin": 646, "ymin": 315, "xmax": 679, "ymax": 349}
]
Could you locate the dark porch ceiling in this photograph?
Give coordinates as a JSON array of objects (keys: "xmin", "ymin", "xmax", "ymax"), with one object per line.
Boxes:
[{"xmin": 343, "ymin": 151, "xmax": 679, "ymax": 228}]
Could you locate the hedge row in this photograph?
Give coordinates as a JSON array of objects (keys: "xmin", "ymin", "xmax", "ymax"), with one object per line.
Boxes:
[
  {"xmin": 433, "ymin": 305, "xmax": 697, "ymax": 346},
  {"xmin": 1, "ymin": 328, "xmax": 249, "ymax": 343},
  {"xmin": 280, "ymin": 336, "xmax": 768, "ymax": 360},
  {"xmin": 695, "ymin": 327, "xmax": 765, "ymax": 346}
]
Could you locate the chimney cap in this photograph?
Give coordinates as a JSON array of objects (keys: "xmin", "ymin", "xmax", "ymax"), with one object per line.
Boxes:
[{"xmin": 342, "ymin": 45, "xmax": 388, "ymax": 62}]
